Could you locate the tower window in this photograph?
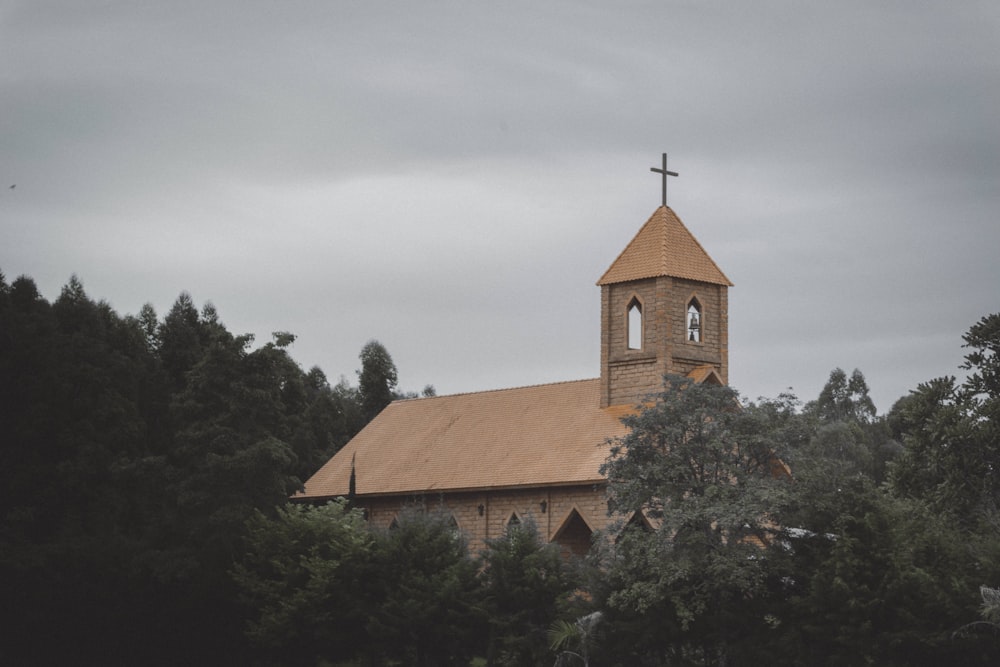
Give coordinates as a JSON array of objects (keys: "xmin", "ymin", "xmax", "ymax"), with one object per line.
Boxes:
[
  {"xmin": 687, "ymin": 300, "xmax": 702, "ymax": 343},
  {"xmin": 627, "ymin": 298, "xmax": 643, "ymax": 350}
]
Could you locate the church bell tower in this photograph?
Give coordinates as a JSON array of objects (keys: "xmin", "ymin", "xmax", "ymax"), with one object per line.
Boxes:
[{"xmin": 597, "ymin": 204, "xmax": 733, "ymax": 408}]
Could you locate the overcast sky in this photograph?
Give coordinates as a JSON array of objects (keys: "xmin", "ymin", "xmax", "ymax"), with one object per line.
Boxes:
[{"xmin": 2, "ymin": 1, "xmax": 998, "ymax": 413}]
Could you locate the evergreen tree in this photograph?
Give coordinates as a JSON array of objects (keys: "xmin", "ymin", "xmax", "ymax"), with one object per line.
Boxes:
[
  {"xmin": 157, "ymin": 292, "xmax": 215, "ymax": 393},
  {"xmin": 232, "ymin": 500, "xmax": 376, "ymax": 666},
  {"xmin": 0, "ymin": 275, "xmax": 169, "ymax": 664},
  {"xmin": 0, "ymin": 276, "xmax": 355, "ymax": 665},
  {"xmin": 165, "ymin": 330, "xmax": 302, "ymax": 575},
  {"xmin": 367, "ymin": 507, "xmax": 483, "ymax": 666},
  {"xmin": 479, "ymin": 518, "xmax": 582, "ymax": 666},
  {"xmin": 357, "ymin": 339, "xmax": 398, "ymax": 423}
]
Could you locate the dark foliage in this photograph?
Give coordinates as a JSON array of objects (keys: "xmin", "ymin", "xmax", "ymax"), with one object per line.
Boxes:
[
  {"xmin": 3, "ymin": 268, "xmax": 1000, "ymax": 667},
  {"xmin": 357, "ymin": 338, "xmax": 398, "ymax": 422},
  {"xmin": 367, "ymin": 507, "xmax": 484, "ymax": 666},
  {"xmin": 479, "ymin": 517, "xmax": 584, "ymax": 666},
  {"xmin": 596, "ymin": 343, "xmax": 1000, "ymax": 666},
  {"xmin": 0, "ymin": 273, "xmax": 379, "ymax": 665}
]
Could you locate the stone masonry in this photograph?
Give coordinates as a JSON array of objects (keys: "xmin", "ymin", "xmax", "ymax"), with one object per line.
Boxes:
[
  {"xmin": 601, "ymin": 275, "xmax": 728, "ymax": 407},
  {"xmin": 356, "ymin": 484, "xmax": 608, "ymax": 557}
]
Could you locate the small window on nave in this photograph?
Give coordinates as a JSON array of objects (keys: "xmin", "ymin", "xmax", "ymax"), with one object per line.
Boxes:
[
  {"xmin": 687, "ymin": 299, "xmax": 702, "ymax": 343},
  {"xmin": 552, "ymin": 508, "xmax": 594, "ymax": 559},
  {"xmin": 627, "ymin": 298, "xmax": 643, "ymax": 350},
  {"xmin": 446, "ymin": 514, "xmax": 462, "ymax": 542}
]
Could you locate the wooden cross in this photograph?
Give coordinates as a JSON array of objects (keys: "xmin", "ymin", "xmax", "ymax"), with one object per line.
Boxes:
[{"xmin": 650, "ymin": 153, "xmax": 678, "ymax": 207}]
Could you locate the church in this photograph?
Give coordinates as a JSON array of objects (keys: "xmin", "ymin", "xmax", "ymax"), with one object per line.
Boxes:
[{"xmin": 297, "ymin": 168, "xmax": 733, "ymax": 557}]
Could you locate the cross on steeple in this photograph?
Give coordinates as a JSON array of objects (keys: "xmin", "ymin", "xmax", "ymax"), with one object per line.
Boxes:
[{"xmin": 650, "ymin": 153, "xmax": 678, "ymax": 207}]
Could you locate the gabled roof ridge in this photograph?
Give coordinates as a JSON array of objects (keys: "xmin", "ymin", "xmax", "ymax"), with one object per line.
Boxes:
[
  {"xmin": 394, "ymin": 377, "xmax": 601, "ymax": 403},
  {"xmin": 658, "ymin": 209, "xmax": 671, "ymax": 269}
]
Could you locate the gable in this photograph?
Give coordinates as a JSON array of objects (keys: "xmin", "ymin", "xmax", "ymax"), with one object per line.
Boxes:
[{"xmin": 298, "ymin": 379, "xmax": 633, "ymax": 500}]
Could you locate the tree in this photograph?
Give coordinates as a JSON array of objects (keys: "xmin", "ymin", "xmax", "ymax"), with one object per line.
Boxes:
[
  {"xmin": 959, "ymin": 313, "xmax": 1000, "ymax": 512},
  {"xmin": 367, "ymin": 507, "xmax": 483, "ymax": 666},
  {"xmin": 770, "ymin": 476, "xmax": 998, "ymax": 666},
  {"xmin": 889, "ymin": 313, "xmax": 1000, "ymax": 526},
  {"xmin": 289, "ymin": 366, "xmax": 352, "ymax": 480},
  {"xmin": 599, "ymin": 375, "xmax": 787, "ymax": 665},
  {"xmin": 0, "ymin": 275, "xmax": 174, "ymax": 664},
  {"xmin": 962, "ymin": 313, "xmax": 1000, "ymax": 403},
  {"xmin": 479, "ymin": 517, "xmax": 583, "ymax": 666},
  {"xmin": 768, "ymin": 319, "xmax": 1000, "ymax": 666},
  {"xmin": 0, "ymin": 273, "xmax": 374, "ymax": 665},
  {"xmin": 550, "ymin": 611, "xmax": 603, "ymax": 667},
  {"xmin": 806, "ymin": 367, "xmax": 876, "ymax": 424},
  {"xmin": 331, "ymin": 375, "xmax": 366, "ymax": 440},
  {"xmin": 157, "ymin": 292, "xmax": 218, "ymax": 393},
  {"xmin": 232, "ymin": 500, "xmax": 375, "ymax": 666},
  {"xmin": 803, "ymin": 367, "xmax": 899, "ymax": 483},
  {"xmin": 166, "ymin": 332, "xmax": 302, "ymax": 574},
  {"xmin": 357, "ymin": 339, "xmax": 398, "ymax": 423}
]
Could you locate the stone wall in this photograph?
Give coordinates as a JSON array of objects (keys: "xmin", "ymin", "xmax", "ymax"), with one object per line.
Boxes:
[
  {"xmin": 601, "ymin": 276, "xmax": 728, "ymax": 406},
  {"xmin": 355, "ymin": 483, "xmax": 610, "ymax": 555}
]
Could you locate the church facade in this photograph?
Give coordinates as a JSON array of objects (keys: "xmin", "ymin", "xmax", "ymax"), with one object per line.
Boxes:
[{"xmin": 297, "ymin": 204, "xmax": 732, "ymax": 556}]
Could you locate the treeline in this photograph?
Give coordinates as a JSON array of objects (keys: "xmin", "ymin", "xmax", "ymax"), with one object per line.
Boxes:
[
  {"xmin": 235, "ymin": 502, "xmax": 585, "ymax": 666},
  {"xmin": 0, "ymin": 272, "xmax": 412, "ymax": 665},
  {"xmin": 3, "ymin": 269, "xmax": 1000, "ymax": 666},
  {"xmin": 231, "ymin": 333, "xmax": 1000, "ymax": 667},
  {"xmin": 597, "ymin": 351, "xmax": 1000, "ymax": 666}
]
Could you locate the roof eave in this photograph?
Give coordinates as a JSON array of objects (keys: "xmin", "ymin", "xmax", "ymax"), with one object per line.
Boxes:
[{"xmin": 296, "ymin": 477, "xmax": 609, "ymax": 501}]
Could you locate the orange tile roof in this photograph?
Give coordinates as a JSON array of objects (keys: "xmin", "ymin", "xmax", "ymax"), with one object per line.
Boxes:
[
  {"xmin": 597, "ymin": 206, "xmax": 733, "ymax": 286},
  {"xmin": 298, "ymin": 379, "xmax": 633, "ymax": 500}
]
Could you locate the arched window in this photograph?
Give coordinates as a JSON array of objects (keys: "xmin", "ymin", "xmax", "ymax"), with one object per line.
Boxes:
[
  {"xmin": 627, "ymin": 297, "xmax": 643, "ymax": 350},
  {"xmin": 552, "ymin": 508, "xmax": 594, "ymax": 559},
  {"xmin": 687, "ymin": 299, "xmax": 702, "ymax": 343},
  {"xmin": 446, "ymin": 514, "xmax": 462, "ymax": 542}
]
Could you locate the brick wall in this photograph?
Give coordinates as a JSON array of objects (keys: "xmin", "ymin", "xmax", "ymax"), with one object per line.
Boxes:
[
  {"xmin": 355, "ymin": 484, "xmax": 611, "ymax": 554},
  {"xmin": 601, "ymin": 276, "xmax": 728, "ymax": 406}
]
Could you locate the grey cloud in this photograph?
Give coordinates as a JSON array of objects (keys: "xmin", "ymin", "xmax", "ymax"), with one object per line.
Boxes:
[{"xmin": 2, "ymin": 1, "xmax": 998, "ymax": 414}]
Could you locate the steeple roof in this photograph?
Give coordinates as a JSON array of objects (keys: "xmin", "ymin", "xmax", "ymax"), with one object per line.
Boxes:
[{"xmin": 597, "ymin": 206, "xmax": 733, "ymax": 286}]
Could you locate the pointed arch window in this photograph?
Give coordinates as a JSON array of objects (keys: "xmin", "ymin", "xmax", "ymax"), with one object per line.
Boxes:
[
  {"xmin": 687, "ymin": 299, "xmax": 702, "ymax": 343},
  {"xmin": 627, "ymin": 297, "xmax": 643, "ymax": 350},
  {"xmin": 446, "ymin": 514, "xmax": 462, "ymax": 542},
  {"xmin": 552, "ymin": 508, "xmax": 594, "ymax": 559}
]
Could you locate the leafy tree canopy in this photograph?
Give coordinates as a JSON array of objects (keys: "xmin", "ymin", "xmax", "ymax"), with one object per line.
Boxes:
[{"xmin": 600, "ymin": 376, "xmax": 789, "ymax": 664}]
